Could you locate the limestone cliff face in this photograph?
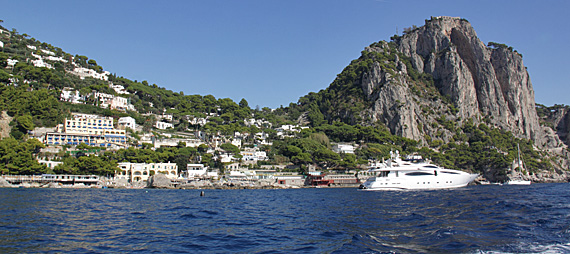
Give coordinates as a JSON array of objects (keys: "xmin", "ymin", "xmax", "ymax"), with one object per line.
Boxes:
[
  {"xmin": 539, "ymin": 105, "xmax": 570, "ymax": 146},
  {"xmin": 360, "ymin": 16, "xmax": 561, "ymax": 149}
]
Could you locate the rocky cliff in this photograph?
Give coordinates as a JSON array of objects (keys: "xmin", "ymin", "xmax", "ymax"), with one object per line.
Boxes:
[
  {"xmin": 360, "ymin": 16, "xmax": 562, "ymax": 149},
  {"xmin": 297, "ymin": 16, "xmax": 568, "ymax": 174}
]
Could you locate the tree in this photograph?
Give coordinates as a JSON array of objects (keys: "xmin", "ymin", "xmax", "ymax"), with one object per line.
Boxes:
[
  {"xmin": 220, "ymin": 143, "xmax": 240, "ymax": 155},
  {"xmin": 239, "ymin": 98, "xmax": 249, "ymax": 108},
  {"xmin": 88, "ymin": 59, "xmax": 97, "ymax": 67},
  {"xmin": 10, "ymin": 115, "xmax": 34, "ymax": 139},
  {"xmin": 292, "ymin": 152, "xmax": 312, "ymax": 165},
  {"xmin": 0, "ymin": 138, "xmax": 46, "ymax": 175}
]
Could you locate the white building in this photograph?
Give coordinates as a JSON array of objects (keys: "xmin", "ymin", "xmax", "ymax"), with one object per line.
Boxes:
[
  {"xmin": 109, "ymin": 96, "xmax": 129, "ymax": 111},
  {"xmin": 155, "ymin": 121, "xmax": 173, "ymax": 130},
  {"xmin": 92, "ymin": 91, "xmax": 114, "ymax": 105},
  {"xmin": 69, "ymin": 66, "xmax": 110, "ymax": 81},
  {"xmin": 38, "ymin": 159, "xmax": 63, "ymax": 169},
  {"xmin": 227, "ymin": 169, "xmax": 257, "ymax": 181},
  {"xmin": 160, "ymin": 114, "xmax": 173, "ymax": 121},
  {"xmin": 91, "ymin": 91, "xmax": 133, "ymax": 111},
  {"xmin": 153, "ymin": 138, "xmax": 204, "ymax": 148},
  {"xmin": 240, "ymin": 150, "xmax": 268, "ymax": 162},
  {"xmin": 110, "ymin": 83, "xmax": 130, "ymax": 95},
  {"xmin": 7, "ymin": 59, "xmax": 18, "ymax": 68},
  {"xmin": 60, "ymin": 88, "xmax": 84, "ymax": 104},
  {"xmin": 41, "ymin": 49, "xmax": 56, "ymax": 56},
  {"xmin": 182, "ymin": 164, "xmax": 208, "ymax": 178},
  {"xmin": 118, "ymin": 116, "xmax": 136, "ymax": 130},
  {"xmin": 332, "ymin": 144, "xmax": 355, "ymax": 154},
  {"xmin": 116, "ymin": 162, "xmax": 178, "ymax": 182},
  {"xmin": 231, "ymin": 139, "xmax": 242, "ymax": 148},
  {"xmin": 31, "ymin": 58, "xmax": 53, "ymax": 69},
  {"xmin": 45, "ymin": 55, "xmax": 68, "ymax": 62},
  {"xmin": 219, "ymin": 154, "xmax": 234, "ymax": 163}
]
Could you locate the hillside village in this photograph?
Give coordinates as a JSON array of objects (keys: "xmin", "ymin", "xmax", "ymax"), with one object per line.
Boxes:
[
  {"xmin": 1, "ymin": 19, "xmax": 569, "ymax": 188},
  {"xmin": 0, "ymin": 24, "xmax": 365, "ymax": 188}
]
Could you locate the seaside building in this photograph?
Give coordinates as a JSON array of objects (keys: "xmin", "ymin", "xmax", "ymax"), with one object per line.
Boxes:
[
  {"xmin": 181, "ymin": 164, "xmax": 208, "ymax": 179},
  {"xmin": 44, "ymin": 113, "xmax": 127, "ymax": 148},
  {"xmin": 275, "ymin": 175, "xmax": 305, "ymax": 186},
  {"xmin": 240, "ymin": 149, "xmax": 268, "ymax": 163},
  {"xmin": 116, "ymin": 162, "xmax": 178, "ymax": 182}
]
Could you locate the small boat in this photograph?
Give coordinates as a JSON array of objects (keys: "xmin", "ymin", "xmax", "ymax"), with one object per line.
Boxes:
[
  {"xmin": 505, "ymin": 144, "xmax": 531, "ymax": 185},
  {"xmin": 359, "ymin": 151, "xmax": 478, "ymax": 190},
  {"xmin": 504, "ymin": 179, "xmax": 531, "ymax": 185}
]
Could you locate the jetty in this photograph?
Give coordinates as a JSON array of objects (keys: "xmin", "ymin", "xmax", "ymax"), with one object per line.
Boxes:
[{"xmin": 2, "ymin": 174, "xmax": 101, "ymax": 186}]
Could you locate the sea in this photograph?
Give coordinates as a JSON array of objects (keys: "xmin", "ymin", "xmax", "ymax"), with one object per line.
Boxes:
[{"xmin": 1, "ymin": 183, "xmax": 569, "ymax": 253}]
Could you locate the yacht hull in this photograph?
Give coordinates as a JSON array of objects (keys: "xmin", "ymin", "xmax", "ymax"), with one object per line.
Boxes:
[{"xmin": 359, "ymin": 172, "xmax": 479, "ymax": 191}]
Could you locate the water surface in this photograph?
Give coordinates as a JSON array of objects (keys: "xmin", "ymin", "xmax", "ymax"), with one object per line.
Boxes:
[{"xmin": 1, "ymin": 184, "xmax": 569, "ymax": 253}]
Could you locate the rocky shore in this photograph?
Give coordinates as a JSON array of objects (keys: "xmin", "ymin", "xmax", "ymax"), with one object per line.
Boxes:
[
  {"xmin": 0, "ymin": 174, "xmax": 306, "ymax": 189},
  {"xmin": 2, "ymin": 171, "xmax": 568, "ymax": 189}
]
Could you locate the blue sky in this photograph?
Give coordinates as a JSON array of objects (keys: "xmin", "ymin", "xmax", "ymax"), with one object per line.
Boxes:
[{"xmin": 1, "ymin": 0, "xmax": 568, "ymax": 109}]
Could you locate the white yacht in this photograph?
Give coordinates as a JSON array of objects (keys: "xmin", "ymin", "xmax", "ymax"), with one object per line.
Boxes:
[{"xmin": 358, "ymin": 151, "xmax": 479, "ymax": 190}]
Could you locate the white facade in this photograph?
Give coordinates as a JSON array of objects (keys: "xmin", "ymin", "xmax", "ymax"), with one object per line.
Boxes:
[
  {"xmin": 155, "ymin": 121, "xmax": 173, "ymax": 130},
  {"xmin": 7, "ymin": 59, "xmax": 18, "ymax": 67},
  {"xmin": 31, "ymin": 58, "xmax": 53, "ymax": 69},
  {"xmin": 38, "ymin": 159, "xmax": 63, "ymax": 169},
  {"xmin": 41, "ymin": 49, "xmax": 56, "ymax": 56},
  {"xmin": 45, "ymin": 55, "xmax": 68, "ymax": 62},
  {"xmin": 231, "ymin": 139, "xmax": 242, "ymax": 148},
  {"xmin": 69, "ymin": 66, "xmax": 110, "ymax": 81},
  {"xmin": 110, "ymin": 83, "xmax": 130, "ymax": 94},
  {"xmin": 118, "ymin": 116, "xmax": 136, "ymax": 130},
  {"xmin": 219, "ymin": 154, "xmax": 234, "ymax": 163},
  {"xmin": 116, "ymin": 162, "xmax": 178, "ymax": 182},
  {"xmin": 332, "ymin": 144, "xmax": 355, "ymax": 154},
  {"xmin": 60, "ymin": 88, "xmax": 83, "ymax": 104},
  {"xmin": 182, "ymin": 164, "xmax": 208, "ymax": 178},
  {"xmin": 92, "ymin": 91, "xmax": 114, "ymax": 105},
  {"xmin": 160, "ymin": 114, "xmax": 173, "ymax": 121},
  {"xmin": 153, "ymin": 138, "xmax": 204, "ymax": 148},
  {"xmin": 240, "ymin": 150, "xmax": 268, "ymax": 162},
  {"xmin": 109, "ymin": 96, "xmax": 129, "ymax": 111},
  {"xmin": 227, "ymin": 170, "xmax": 257, "ymax": 180}
]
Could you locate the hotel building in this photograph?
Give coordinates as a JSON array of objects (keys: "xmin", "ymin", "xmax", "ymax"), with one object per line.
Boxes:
[{"xmin": 44, "ymin": 113, "xmax": 127, "ymax": 148}]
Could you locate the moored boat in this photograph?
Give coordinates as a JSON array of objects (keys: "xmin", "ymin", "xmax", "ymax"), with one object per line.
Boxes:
[
  {"xmin": 359, "ymin": 151, "xmax": 478, "ymax": 190},
  {"xmin": 504, "ymin": 144, "xmax": 531, "ymax": 185}
]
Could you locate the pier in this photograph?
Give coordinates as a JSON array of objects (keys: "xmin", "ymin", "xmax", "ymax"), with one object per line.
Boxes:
[{"xmin": 2, "ymin": 174, "xmax": 101, "ymax": 185}]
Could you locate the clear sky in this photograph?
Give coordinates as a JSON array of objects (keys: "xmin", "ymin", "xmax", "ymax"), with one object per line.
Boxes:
[{"xmin": 1, "ymin": 0, "xmax": 568, "ymax": 109}]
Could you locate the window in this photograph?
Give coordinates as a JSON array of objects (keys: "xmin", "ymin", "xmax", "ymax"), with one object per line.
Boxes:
[{"xmin": 405, "ymin": 172, "xmax": 434, "ymax": 176}]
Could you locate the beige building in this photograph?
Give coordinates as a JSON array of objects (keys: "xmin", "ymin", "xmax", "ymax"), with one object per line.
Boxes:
[{"xmin": 116, "ymin": 162, "xmax": 178, "ymax": 182}]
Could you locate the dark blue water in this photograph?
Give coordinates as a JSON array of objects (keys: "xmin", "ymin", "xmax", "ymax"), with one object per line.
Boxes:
[{"xmin": 0, "ymin": 184, "xmax": 569, "ymax": 253}]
